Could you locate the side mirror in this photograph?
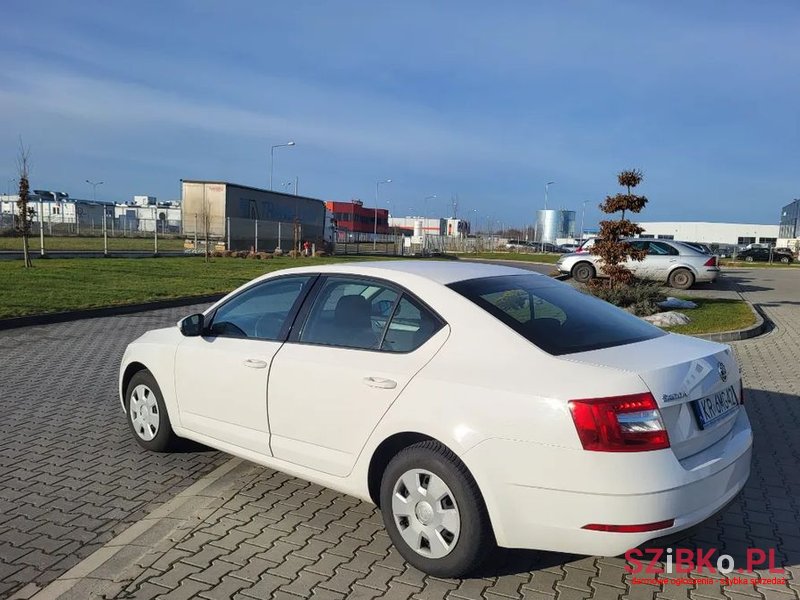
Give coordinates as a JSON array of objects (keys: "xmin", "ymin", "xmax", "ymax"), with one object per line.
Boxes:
[{"xmin": 179, "ymin": 313, "xmax": 204, "ymax": 337}]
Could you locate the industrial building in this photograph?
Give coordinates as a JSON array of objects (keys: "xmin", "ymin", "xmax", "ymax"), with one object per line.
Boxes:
[
  {"xmin": 1, "ymin": 191, "xmax": 106, "ymax": 230},
  {"xmin": 325, "ymin": 200, "xmax": 389, "ymax": 235},
  {"xmin": 534, "ymin": 209, "xmax": 576, "ymax": 244},
  {"xmin": 181, "ymin": 180, "xmax": 328, "ymax": 251},
  {"xmin": 779, "ymin": 199, "xmax": 800, "ymax": 239},
  {"xmin": 388, "ymin": 217, "xmax": 469, "ymax": 240},
  {"xmin": 634, "ymin": 222, "xmax": 780, "ymax": 246}
]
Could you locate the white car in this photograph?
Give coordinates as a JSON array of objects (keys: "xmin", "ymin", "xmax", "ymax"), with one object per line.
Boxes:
[
  {"xmin": 119, "ymin": 261, "xmax": 752, "ymax": 577},
  {"xmin": 557, "ymin": 239, "xmax": 720, "ymax": 289}
]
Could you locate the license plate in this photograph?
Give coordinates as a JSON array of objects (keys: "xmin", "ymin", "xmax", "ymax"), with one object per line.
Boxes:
[{"xmin": 692, "ymin": 385, "xmax": 739, "ymax": 429}]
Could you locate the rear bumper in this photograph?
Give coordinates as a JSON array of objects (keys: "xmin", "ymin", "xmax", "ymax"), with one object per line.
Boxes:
[
  {"xmin": 464, "ymin": 408, "xmax": 751, "ymax": 556},
  {"xmin": 695, "ymin": 267, "xmax": 720, "ymax": 283}
]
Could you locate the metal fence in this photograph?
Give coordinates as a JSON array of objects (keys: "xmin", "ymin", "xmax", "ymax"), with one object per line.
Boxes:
[{"xmin": 0, "ymin": 215, "xmax": 184, "ymax": 254}]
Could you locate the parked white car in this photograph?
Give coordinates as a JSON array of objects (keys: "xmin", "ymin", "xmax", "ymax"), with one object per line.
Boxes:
[
  {"xmin": 119, "ymin": 261, "xmax": 751, "ymax": 577},
  {"xmin": 557, "ymin": 239, "xmax": 720, "ymax": 289}
]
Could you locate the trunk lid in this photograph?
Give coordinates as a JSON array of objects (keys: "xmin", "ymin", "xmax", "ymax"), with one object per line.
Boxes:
[{"xmin": 564, "ymin": 333, "xmax": 742, "ymax": 460}]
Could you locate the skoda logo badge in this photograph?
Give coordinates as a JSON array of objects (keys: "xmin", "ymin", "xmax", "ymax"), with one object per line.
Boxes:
[{"xmin": 718, "ymin": 362, "xmax": 728, "ymax": 382}]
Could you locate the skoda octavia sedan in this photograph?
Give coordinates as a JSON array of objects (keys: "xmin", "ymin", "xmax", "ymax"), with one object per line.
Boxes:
[{"xmin": 119, "ymin": 261, "xmax": 751, "ymax": 577}]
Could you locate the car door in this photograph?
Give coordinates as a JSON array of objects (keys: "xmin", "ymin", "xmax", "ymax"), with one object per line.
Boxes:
[
  {"xmin": 643, "ymin": 241, "xmax": 680, "ymax": 281},
  {"xmin": 625, "ymin": 240, "xmax": 651, "ymax": 277},
  {"xmin": 174, "ymin": 275, "xmax": 315, "ymax": 455},
  {"xmin": 267, "ymin": 275, "xmax": 449, "ymax": 477}
]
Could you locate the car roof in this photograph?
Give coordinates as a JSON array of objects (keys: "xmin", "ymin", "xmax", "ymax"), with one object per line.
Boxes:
[{"xmin": 268, "ymin": 259, "xmax": 546, "ymax": 285}]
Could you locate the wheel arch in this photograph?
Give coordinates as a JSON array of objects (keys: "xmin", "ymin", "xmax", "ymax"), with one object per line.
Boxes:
[
  {"xmin": 367, "ymin": 431, "xmax": 435, "ymax": 506},
  {"xmin": 121, "ymin": 361, "xmax": 148, "ymax": 407}
]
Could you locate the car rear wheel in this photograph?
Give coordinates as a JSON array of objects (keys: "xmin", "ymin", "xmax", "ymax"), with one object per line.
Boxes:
[
  {"xmin": 780, "ymin": 256, "xmax": 790, "ymax": 264},
  {"xmin": 380, "ymin": 440, "xmax": 494, "ymax": 578},
  {"xmin": 126, "ymin": 369, "xmax": 178, "ymax": 452},
  {"xmin": 745, "ymin": 256, "xmax": 754, "ymax": 262},
  {"xmin": 571, "ymin": 262, "xmax": 596, "ymax": 283},
  {"xmin": 668, "ymin": 268, "xmax": 695, "ymax": 290}
]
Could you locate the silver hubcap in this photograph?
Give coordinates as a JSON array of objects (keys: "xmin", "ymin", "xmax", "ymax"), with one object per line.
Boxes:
[
  {"xmin": 130, "ymin": 384, "xmax": 159, "ymax": 442},
  {"xmin": 391, "ymin": 469, "xmax": 460, "ymax": 559}
]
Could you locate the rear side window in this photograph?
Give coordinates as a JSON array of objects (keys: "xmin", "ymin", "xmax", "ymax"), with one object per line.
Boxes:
[
  {"xmin": 381, "ymin": 295, "xmax": 443, "ymax": 353},
  {"xmin": 649, "ymin": 242, "xmax": 679, "ymax": 256},
  {"xmin": 448, "ymin": 275, "xmax": 664, "ymax": 355}
]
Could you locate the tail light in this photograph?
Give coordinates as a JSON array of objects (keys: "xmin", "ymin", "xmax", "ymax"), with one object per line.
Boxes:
[
  {"xmin": 568, "ymin": 392, "xmax": 670, "ymax": 452},
  {"xmin": 703, "ymin": 256, "xmax": 718, "ymax": 267}
]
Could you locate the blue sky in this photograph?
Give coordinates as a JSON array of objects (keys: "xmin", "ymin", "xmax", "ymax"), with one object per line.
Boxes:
[{"xmin": 1, "ymin": 1, "xmax": 797, "ymax": 228}]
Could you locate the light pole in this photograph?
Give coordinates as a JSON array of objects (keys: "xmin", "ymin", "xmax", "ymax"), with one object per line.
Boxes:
[
  {"xmin": 270, "ymin": 141, "xmax": 295, "ymax": 190},
  {"xmin": 424, "ymin": 195, "xmax": 437, "ymax": 252},
  {"xmin": 544, "ymin": 181, "xmax": 556, "ymax": 211},
  {"xmin": 86, "ymin": 179, "xmax": 103, "ymax": 203},
  {"xmin": 542, "ymin": 181, "xmax": 556, "ymax": 250},
  {"xmin": 579, "ymin": 200, "xmax": 587, "ymax": 243},
  {"xmin": 87, "ymin": 180, "xmax": 106, "ymax": 255},
  {"xmin": 374, "ymin": 179, "xmax": 392, "ymax": 250}
]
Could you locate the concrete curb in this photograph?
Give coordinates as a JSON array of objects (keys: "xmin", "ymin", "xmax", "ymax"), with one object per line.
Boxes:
[
  {"xmin": 26, "ymin": 457, "xmax": 259, "ymax": 600},
  {"xmin": 0, "ymin": 294, "xmax": 225, "ymax": 331},
  {"xmin": 694, "ymin": 300, "xmax": 770, "ymax": 342}
]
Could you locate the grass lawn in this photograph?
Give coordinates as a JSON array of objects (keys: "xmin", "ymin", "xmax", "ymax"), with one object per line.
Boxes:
[
  {"xmin": 0, "ymin": 255, "xmax": 395, "ymax": 319},
  {"xmin": 665, "ymin": 298, "xmax": 756, "ymax": 335},
  {"xmin": 453, "ymin": 252, "xmax": 561, "ymax": 264},
  {"xmin": 0, "ymin": 235, "xmax": 185, "ymax": 252}
]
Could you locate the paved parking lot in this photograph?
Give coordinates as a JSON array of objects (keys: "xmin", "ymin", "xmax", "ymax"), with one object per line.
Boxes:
[{"xmin": 1, "ymin": 266, "xmax": 798, "ymax": 599}]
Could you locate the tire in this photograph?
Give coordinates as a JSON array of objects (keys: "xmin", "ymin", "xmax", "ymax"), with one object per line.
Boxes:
[
  {"xmin": 668, "ymin": 268, "xmax": 695, "ymax": 290},
  {"xmin": 780, "ymin": 256, "xmax": 790, "ymax": 264},
  {"xmin": 379, "ymin": 440, "xmax": 495, "ymax": 578},
  {"xmin": 125, "ymin": 369, "xmax": 178, "ymax": 452},
  {"xmin": 745, "ymin": 256, "xmax": 754, "ymax": 262},
  {"xmin": 571, "ymin": 261, "xmax": 596, "ymax": 283}
]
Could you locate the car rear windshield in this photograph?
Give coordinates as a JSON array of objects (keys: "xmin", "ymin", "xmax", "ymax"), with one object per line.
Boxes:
[{"xmin": 448, "ymin": 275, "xmax": 665, "ymax": 355}]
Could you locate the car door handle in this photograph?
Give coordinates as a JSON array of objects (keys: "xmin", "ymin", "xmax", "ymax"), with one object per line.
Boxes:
[
  {"xmin": 363, "ymin": 377, "xmax": 397, "ymax": 389},
  {"xmin": 243, "ymin": 359, "xmax": 268, "ymax": 369}
]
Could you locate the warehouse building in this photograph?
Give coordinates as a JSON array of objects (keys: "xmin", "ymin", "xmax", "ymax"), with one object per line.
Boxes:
[
  {"xmin": 181, "ymin": 180, "xmax": 328, "ymax": 252},
  {"xmin": 635, "ymin": 222, "xmax": 780, "ymax": 246}
]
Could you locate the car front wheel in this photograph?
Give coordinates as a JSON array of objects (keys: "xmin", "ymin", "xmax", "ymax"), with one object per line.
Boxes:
[
  {"xmin": 668, "ymin": 268, "xmax": 695, "ymax": 290},
  {"xmin": 745, "ymin": 256, "xmax": 754, "ymax": 262},
  {"xmin": 780, "ymin": 256, "xmax": 790, "ymax": 264},
  {"xmin": 380, "ymin": 441, "xmax": 494, "ymax": 578},
  {"xmin": 126, "ymin": 369, "xmax": 178, "ymax": 452},
  {"xmin": 571, "ymin": 262, "xmax": 596, "ymax": 283}
]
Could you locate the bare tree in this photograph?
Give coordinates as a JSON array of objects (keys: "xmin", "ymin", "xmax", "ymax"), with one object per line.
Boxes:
[
  {"xmin": 15, "ymin": 139, "xmax": 34, "ymax": 268},
  {"xmin": 592, "ymin": 169, "xmax": 649, "ymax": 287}
]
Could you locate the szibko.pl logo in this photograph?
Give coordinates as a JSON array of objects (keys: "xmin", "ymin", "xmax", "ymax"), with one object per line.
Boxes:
[{"xmin": 626, "ymin": 547, "xmax": 785, "ymax": 578}]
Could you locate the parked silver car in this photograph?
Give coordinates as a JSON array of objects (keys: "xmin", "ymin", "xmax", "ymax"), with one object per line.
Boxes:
[{"xmin": 556, "ymin": 239, "xmax": 720, "ymax": 289}]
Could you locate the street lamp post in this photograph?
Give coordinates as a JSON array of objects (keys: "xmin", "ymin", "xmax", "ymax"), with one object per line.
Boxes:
[
  {"xmin": 579, "ymin": 200, "xmax": 587, "ymax": 243},
  {"xmin": 542, "ymin": 181, "xmax": 556, "ymax": 250},
  {"xmin": 424, "ymin": 195, "xmax": 437, "ymax": 253},
  {"xmin": 86, "ymin": 180, "xmax": 106, "ymax": 255},
  {"xmin": 270, "ymin": 141, "xmax": 295, "ymax": 190},
  {"xmin": 374, "ymin": 179, "xmax": 392, "ymax": 250}
]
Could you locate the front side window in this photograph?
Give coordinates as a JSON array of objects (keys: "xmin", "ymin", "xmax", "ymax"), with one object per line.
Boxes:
[
  {"xmin": 209, "ymin": 276, "xmax": 312, "ymax": 340},
  {"xmin": 448, "ymin": 275, "xmax": 664, "ymax": 355},
  {"xmin": 300, "ymin": 277, "xmax": 400, "ymax": 350}
]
